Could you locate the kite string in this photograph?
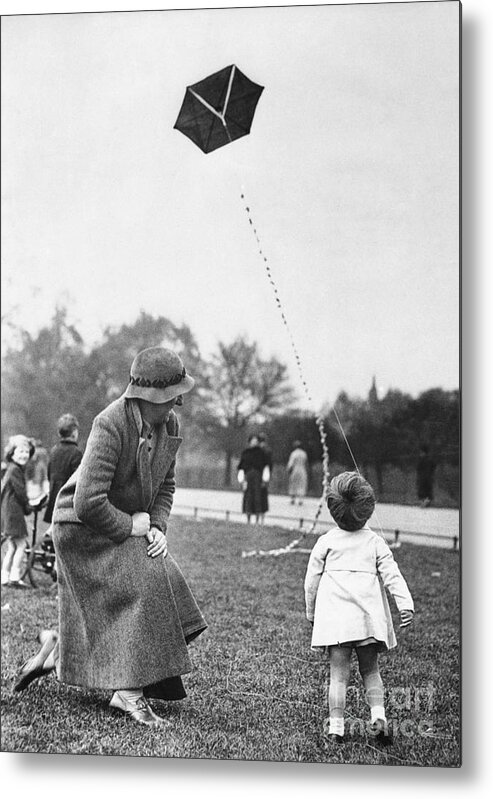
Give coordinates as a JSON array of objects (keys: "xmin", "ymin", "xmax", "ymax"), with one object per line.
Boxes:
[{"xmin": 240, "ymin": 189, "xmax": 386, "ymax": 547}]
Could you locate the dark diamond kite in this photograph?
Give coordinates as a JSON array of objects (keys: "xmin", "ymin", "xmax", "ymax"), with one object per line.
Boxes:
[{"xmin": 174, "ymin": 64, "xmax": 264, "ymax": 154}]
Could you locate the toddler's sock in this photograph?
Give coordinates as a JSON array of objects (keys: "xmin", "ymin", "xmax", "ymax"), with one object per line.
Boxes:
[
  {"xmin": 370, "ymin": 705, "xmax": 386, "ymax": 723},
  {"xmin": 328, "ymin": 717, "xmax": 345, "ymax": 736}
]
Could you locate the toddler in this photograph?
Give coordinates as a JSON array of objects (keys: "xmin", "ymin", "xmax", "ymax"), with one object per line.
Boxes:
[
  {"xmin": 304, "ymin": 471, "xmax": 414, "ymax": 745},
  {"xmin": 1, "ymin": 435, "xmax": 36, "ymax": 588}
]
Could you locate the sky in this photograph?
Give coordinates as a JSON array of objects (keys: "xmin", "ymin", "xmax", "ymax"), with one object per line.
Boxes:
[{"xmin": 1, "ymin": 0, "xmax": 460, "ymax": 409}]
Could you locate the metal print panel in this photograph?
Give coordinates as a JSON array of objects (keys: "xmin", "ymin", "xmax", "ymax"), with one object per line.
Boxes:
[{"xmin": 1, "ymin": 0, "xmax": 460, "ymax": 768}]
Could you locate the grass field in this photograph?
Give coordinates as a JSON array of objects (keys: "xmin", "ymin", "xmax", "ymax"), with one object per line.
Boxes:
[{"xmin": 1, "ymin": 518, "xmax": 460, "ymax": 766}]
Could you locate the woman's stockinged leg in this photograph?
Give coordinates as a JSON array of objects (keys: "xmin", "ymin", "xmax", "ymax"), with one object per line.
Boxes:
[{"xmin": 327, "ymin": 645, "xmax": 352, "ymax": 738}]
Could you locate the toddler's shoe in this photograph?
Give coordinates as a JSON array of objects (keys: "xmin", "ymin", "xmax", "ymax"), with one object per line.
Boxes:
[
  {"xmin": 323, "ymin": 718, "xmax": 345, "ymax": 744},
  {"xmin": 370, "ymin": 718, "xmax": 393, "ymax": 746},
  {"xmin": 325, "ymin": 733, "xmax": 345, "ymax": 744}
]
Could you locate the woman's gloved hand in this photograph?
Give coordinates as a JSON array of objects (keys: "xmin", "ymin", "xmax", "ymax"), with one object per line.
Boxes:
[{"xmin": 146, "ymin": 527, "xmax": 168, "ymax": 558}]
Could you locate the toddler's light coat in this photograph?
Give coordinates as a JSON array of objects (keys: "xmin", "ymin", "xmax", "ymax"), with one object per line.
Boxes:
[{"xmin": 304, "ymin": 525, "xmax": 413, "ymax": 649}]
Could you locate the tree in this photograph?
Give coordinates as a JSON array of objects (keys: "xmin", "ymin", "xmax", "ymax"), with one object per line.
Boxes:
[
  {"xmin": 1, "ymin": 308, "xmax": 208, "ymax": 452},
  {"xmin": 263, "ymin": 411, "xmax": 323, "ymax": 466},
  {"xmin": 321, "ymin": 384, "xmax": 459, "ymax": 499},
  {"xmin": 199, "ymin": 336, "xmax": 296, "ymax": 485},
  {"xmin": 356, "ymin": 388, "xmax": 413, "ymax": 493},
  {"xmin": 324, "ymin": 390, "xmax": 367, "ymax": 468},
  {"xmin": 408, "ymin": 388, "xmax": 460, "ymax": 466},
  {"xmin": 1, "ymin": 306, "xmax": 94, "ymax": 448}
]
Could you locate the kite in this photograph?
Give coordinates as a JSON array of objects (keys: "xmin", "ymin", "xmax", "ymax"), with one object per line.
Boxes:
[{"xmin": 174, "ymin": 64, "xmax": 264, "ymax": 154}]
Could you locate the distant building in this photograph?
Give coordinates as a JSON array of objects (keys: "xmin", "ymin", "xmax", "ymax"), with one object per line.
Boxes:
[{"xmin": 368, "ymin": 375, "xmax": 379, "ymax": 406}]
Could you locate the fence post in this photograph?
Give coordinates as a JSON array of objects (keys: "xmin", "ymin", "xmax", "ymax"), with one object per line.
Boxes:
[
  {"xmin": 299, "ymin": 517, "xmax": 304, "ymax": 530},
  {"xmin": 225, "ymin": 510, "xmax": 230, "ymax": 522},
  {"xmin": 194, "ymin": 507, "xmax": 198, "ymax": 520},
  {"xmin": 453, "ymin": 536, "xmax": 458, "ymax": 551},
  {"xmin": 394, "ymin": 529, "xmax": 400, "ymax": 545}
]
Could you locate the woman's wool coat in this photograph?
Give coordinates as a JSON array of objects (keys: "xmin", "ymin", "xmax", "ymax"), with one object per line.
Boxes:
[{"xmin": 52, "ymin": 396, "xmax": 207, "ymax": 690}]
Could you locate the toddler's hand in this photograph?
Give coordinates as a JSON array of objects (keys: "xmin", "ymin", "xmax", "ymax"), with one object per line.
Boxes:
[
  {"xmin": 146, "ymin": 527, "xmax": 168, "ymax": 558},
  {"xmin": 400, "ymin": 609, "xmax": 414, "ymax": 628}
]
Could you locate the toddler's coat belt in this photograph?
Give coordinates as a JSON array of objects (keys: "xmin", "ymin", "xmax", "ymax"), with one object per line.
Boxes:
[{"xmin": 323, "ymin": 568, "xmax": 377, "ymax": 575}]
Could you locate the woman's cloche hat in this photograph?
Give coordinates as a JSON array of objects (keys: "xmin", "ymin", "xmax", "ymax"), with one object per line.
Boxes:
[{"xmin": 124, "ymin": 347, "xmax": 195, "ymax": 404}]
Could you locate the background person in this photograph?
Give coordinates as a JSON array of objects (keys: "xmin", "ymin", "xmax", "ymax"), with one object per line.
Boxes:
[
  {"xmin": 237, "ymin": 434, "xmax": 270, "ymax": 524},
  {"xmin": 1, "ymin": 435, "xmax": 36, "ymax": 588},
  {"xmin": 258, "ymin": 433, "xmax": 272, "ymax": 520},
  {"xmin": 44, "ymin": 414, "xmax": 83, "ymax": 524},
  {"xmin": 286, "ymin": 440, "xmax": 309, "ymax": 505},
  {"xmin": 28, "ymin": 441, "xmax": 49, "ymax": 496},
  {"xmin": 14, "ymin": 347, "xmax": 207, "ymax": 726},
  {"xmin": 416, "ymin": 444, "xmax": 436, "ymax": 507}
]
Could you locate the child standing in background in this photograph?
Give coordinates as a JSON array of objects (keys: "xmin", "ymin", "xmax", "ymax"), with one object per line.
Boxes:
[
  {"xmin": 304, "ymin": 471, "xmax": 414, "ymax": 745},
  {"xmin": 1, "ymin": 435, "xmax": 36, "ymax": 588},
  {"xmin": 44, "ymin": 413, "xmax": 82, "ymax": 524}
]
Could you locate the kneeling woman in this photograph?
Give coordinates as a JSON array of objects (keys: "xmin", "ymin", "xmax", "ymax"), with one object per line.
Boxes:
[{"xmin": 15, "ymin": 347, "xmax": 207, "ymax": 726}]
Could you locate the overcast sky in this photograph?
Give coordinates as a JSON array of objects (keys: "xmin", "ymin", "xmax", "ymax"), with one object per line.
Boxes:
[{"xmin": 2, "ymin": 1, "xmax": 459, "ymax": 408}]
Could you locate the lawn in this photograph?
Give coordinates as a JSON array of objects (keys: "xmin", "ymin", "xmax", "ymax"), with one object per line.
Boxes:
[{"xmin": 1, "ymin": 518, "xmax": 460, "ymax": 766}]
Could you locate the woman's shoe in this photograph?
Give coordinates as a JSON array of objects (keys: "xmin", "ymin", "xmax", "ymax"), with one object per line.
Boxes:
[
  {"xmin": 9, "ymin": 580, "xmax": 31, "ymax": 589},
  {"xmin": 14, "ymin": 630, "xmax": 58, "ymax": 691},
  {"xmin": 109, "ymin": 691, "xmax": 169, "ymax": 726}
]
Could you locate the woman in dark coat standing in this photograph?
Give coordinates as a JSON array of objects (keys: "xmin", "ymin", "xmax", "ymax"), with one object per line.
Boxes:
[
  {"xmin": 237, "ymin": 434, "xmax": 270, "ymax": 524},
  {"xmin": 14, "ymin": 347, "xmax": 207, "ymax": 726}
]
